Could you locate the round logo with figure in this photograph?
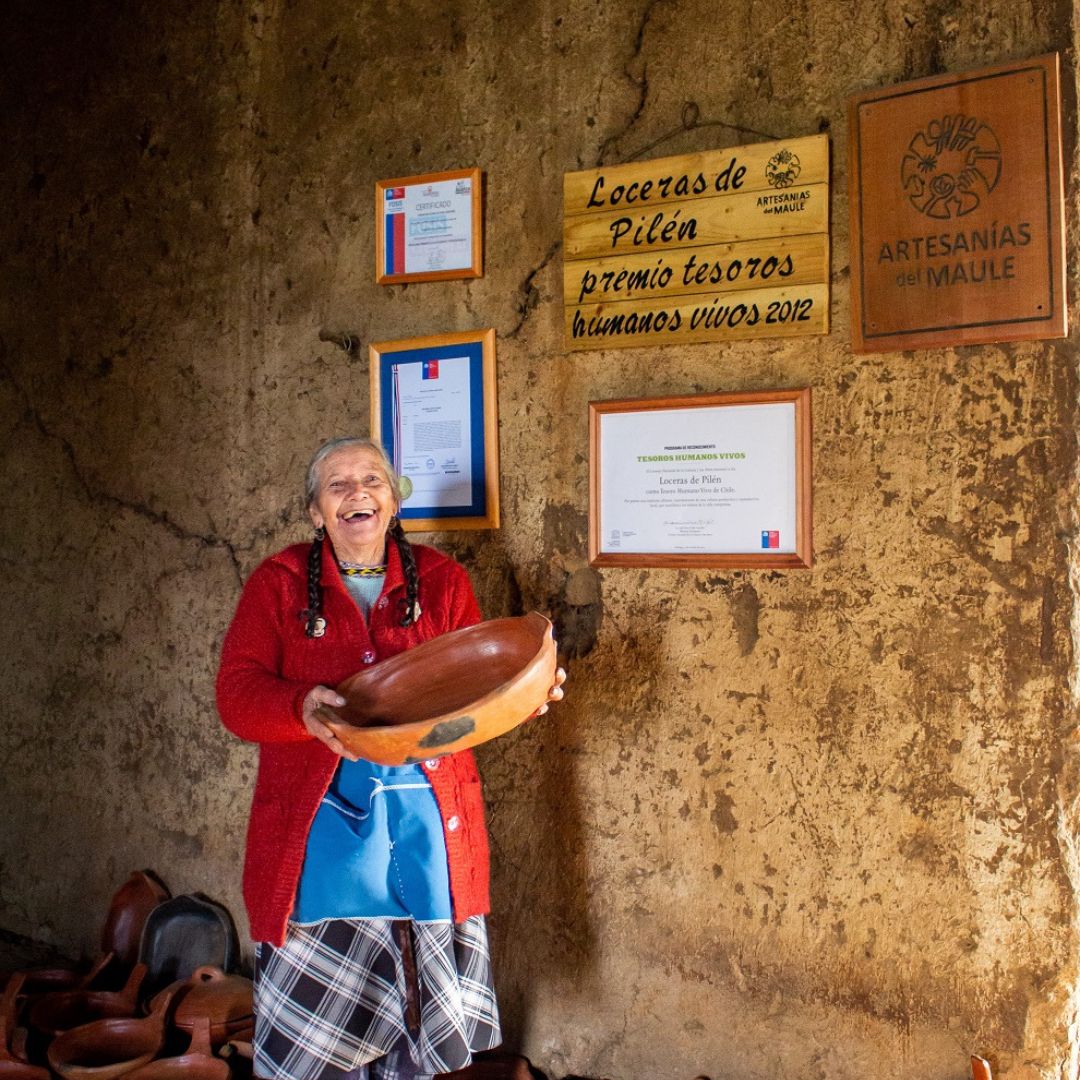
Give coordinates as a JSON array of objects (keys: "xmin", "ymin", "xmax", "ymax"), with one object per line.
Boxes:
[
  {"xmin": 901, "ymin": 114, "xmax": 1002, "ymax": 219},
  {"xmin": 765, "ymin": 149, "xmax": 801, "ymax": 188}
]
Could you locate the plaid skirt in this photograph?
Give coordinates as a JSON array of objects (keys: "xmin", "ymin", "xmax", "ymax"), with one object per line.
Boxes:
[{"xmin": 254, "ymin": 916, "xmax": 501, "ymax": 1080}]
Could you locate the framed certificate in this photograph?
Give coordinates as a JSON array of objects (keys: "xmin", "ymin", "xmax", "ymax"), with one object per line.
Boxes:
[
  {"xmin": 589, "ymin": 388, "xmax": 812, "ymax": 568},
  {"xmin": 375, "ymin": 168, "xmax": 483, "ymax": 284},
  {"xmin": 370, "ymin": 329, "xmax": 499, "ymax": 532}
]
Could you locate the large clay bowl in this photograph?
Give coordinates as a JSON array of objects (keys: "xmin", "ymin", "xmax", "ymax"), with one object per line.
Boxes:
[
  {"xmin": 123, "ymin": 1019, "xmax": 228, "ymax": 1080},
  {"xmin": 149, "ymin": 967, "xmax": 252, "ymax": 1048},
  {"xmin": 48, "ymin": 987, "xmax": 178, "ymax": 1080},
  {"xmin": 101, "ymin": 873, "xmax": 170, "ymax": 970},
  {"xmin": 318, "ymin": 613, "xmax": 557, "ymax": 766},
  {"xmin": 29, "ymin": 964, "xmax": 146, "ymax": 1038}
]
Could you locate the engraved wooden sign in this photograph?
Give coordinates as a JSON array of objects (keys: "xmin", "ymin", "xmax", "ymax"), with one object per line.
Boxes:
[
  {"xmin": 563, "ymin": 136, "xmax": 830, "ymax": 351},
  {"xmin": 849, "ymin": 54, "xmax": 1066, "ymax": 352}
]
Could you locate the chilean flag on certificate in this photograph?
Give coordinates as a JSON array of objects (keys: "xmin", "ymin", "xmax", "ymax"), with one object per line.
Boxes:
[
  {"xmin": 384, "ymin": 205, "xmax": 406, "ymax": 275},
  {"xmin": 422, "ymin": 360, "xmax": 439, "ymax": 379}
]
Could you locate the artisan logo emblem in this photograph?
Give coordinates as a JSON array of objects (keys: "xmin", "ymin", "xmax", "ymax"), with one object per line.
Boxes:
[
  {"xmin": 901, "ymin": 114, "xmax": 1002, "ymax": 219},
  {"xmin": 765, "ymin": 149, "xmax": 801, "ymax": 189}
]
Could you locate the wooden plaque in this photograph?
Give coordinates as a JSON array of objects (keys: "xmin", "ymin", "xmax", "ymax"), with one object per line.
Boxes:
[
  {"xmin": 563, "ymin": 136, "xmax": 830, "ymax": 351},
  {"xmin": 849, "ymin": 54, "xmax": 1066, "ymax": 351}
]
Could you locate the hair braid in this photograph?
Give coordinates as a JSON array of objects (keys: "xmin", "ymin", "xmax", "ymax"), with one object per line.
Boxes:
[
  {"xmin": 304, "ymin": 530, "xmax": 325, "ymax": 637},
  {"xmin": 389, "ymin": 519, "xmax": 420, "ymax": 627}
]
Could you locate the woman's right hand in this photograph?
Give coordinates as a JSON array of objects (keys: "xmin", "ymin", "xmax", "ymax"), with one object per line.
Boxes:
[{"xmin": 302, "ymin": 686, "xmax": 359, "ymax": 761}]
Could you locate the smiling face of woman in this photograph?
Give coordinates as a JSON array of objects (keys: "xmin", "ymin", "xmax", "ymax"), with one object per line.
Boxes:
[{"xmin": 308, "ymin": 446, "xmax": 398, "ymax": 565}]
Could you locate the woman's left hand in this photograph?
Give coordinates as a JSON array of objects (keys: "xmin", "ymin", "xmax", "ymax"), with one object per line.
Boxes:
[{"xmin": 534, "ymin": 667, "xmax": 567, "ymax": 716}]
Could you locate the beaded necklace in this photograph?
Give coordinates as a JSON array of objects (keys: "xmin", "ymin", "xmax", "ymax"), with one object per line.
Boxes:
[{"xmin": 339, "ymin": 563, "xmax": 387, "ymax": 577}]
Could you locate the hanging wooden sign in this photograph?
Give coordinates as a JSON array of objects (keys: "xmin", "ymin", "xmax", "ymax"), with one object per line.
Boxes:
[
  {"xmin": 848, "ymin": 54, "xmax": 1066, "ymax": 352},
  {"xmin": 562, "ymin": 136, "xmax": 830, "ymax": 351}
]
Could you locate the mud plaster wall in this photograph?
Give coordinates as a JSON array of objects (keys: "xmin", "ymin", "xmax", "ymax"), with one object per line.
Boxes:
[{"xmin": 1, "ymin": 2, "xmax": 1079, "ymax": 1078}]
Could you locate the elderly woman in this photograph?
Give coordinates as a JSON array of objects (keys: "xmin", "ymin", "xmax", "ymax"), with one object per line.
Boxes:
[{"xmin": 217, "ymin": 436, "xmax": 563, "ymax": 1080}]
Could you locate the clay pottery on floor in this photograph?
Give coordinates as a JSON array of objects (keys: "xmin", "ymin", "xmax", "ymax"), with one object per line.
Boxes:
[
  {"xmin": 6, "ymin": 950, "xmax": 115, "ymax": 1001},
  {"xmin": 47, "ymin": 985, "xmax": 180, "ymax": 1080},
  {"xmin": 29, "ymin": 963, "xmax": 147, "ymax": 1038},
  {"xmin": 123, "ymin": 1018, "xmax": 229, "ymax": 1080},
  {"xmin": 318, "ymin": 612, "xmax": 558, "ymax": 766},
  {"xmin": 0, "ymin": 1019, "xmax": 49, "ymax": 1080},
  {"xmin": 138, "ymin": 898, "xmax": 239, "ymax": 998},
  {"xmin": 102, "ymin": 873, "xmax": 170, "ymax": 971},
  {"xmin": 149, "ymin": 967, "xmax": 252, "ymax": 1049},
  {"xmin": 0, "ymin": 975, "xmax": 24, "ymax": 1041}
]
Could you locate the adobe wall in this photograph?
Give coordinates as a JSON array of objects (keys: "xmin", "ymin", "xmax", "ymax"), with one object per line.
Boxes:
[{"xmin": 1, "ymin": 2, "xmax": 1077, "ymax": 1077}]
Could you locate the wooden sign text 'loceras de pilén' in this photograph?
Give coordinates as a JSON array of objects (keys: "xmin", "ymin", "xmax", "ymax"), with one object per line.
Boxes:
[{"xmin": 563, "ymin": 135, "xmax": 830, "ymax": 351}]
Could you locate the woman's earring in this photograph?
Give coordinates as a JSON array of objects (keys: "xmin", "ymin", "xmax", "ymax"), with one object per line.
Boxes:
[
  {"xmin": 388, "ymin": 515, "xmax": 399, "ymax": 531},
  {"xmin": 314, "ymin": 525, "xmax": 325, "ymax": 540}
]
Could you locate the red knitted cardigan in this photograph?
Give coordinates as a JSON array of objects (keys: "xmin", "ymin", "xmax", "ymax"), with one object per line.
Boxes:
[{"xmin": 216, "ymin": 539, "xmax": 491, "ymax": 946}]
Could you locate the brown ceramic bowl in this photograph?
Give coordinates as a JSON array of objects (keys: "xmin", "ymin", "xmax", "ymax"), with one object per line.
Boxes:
[
  {"xmin": 123, "ymin": 1019, "xmax": 229, "ymax": 1080},
  {"xmin": 29, "ymin": 965, "xmax": 146, "ymax": 1038},
  {"xmin": 101, "ymin": 873, "xmax": 170, "ymax": 970},
  {"xmin": 47, "ymin": 987, "xmax": 178, "ymax": 1080},
  {"xmin": 0, "ymin": 1018, "xmax": 49, "ymax": 1080},
  {"xmin": 317, "ymin": 613, "xmax": 557, "ymax": 766},
  {"xmin": 149, "ymin": 967, "xmax": 252, "ymax": 1048}
]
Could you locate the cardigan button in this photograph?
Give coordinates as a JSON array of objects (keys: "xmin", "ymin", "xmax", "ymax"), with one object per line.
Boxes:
[
  {"xmin": 361, "ymin": 650, "xmax": 376, "ymax": 664},
  {"xmin": 376, "ymin": 597, "xmax": 388, "ymax": 610},
  {"xmin": 425, "ymin": 758, "xmax": 440, "ymax": 770},
  {"xmin": 447, "ymin": 815, "xmax": 461, "ymax": 831}
]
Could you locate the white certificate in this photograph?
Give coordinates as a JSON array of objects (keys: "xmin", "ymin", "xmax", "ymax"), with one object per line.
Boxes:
[
  {"xmin": 590, "ymin": 390, "xmax": 812, "ymax": 568},
  {"xmin": 391, "ymin": 355, "xmax": 473, "ymax": 509},
  {"xmin": 385, "ymin": 176, "xmax": 475, "ymax": 275}
]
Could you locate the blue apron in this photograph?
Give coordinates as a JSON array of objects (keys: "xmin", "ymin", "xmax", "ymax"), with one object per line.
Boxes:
[{"xmin": 293, "ymin": 758, "xmax": 452, "ymax": 923}]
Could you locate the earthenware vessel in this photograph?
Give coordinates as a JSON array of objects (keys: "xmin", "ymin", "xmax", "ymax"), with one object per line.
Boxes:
[
  {"xmin": 123, "ymin": 1019, "xmax": 228, "ymax": 1080},
  {"xmin": 6, "ymin": 951, "xmax": 114, "ymax": 1000},
  {"xmin": 101, "ymin": 873, "xmax": 170, "ymax": 970},
  {"xmin": 0, "ymin": 975, "xmax": 24, "ymax": 1041},
  {"xmin": 0, "ymin": 1018, "xmax": 49, "ymax": 1080},
  {"xmin": 47, "ymin": 985, "xmax": 180, "ymax": 1080},
  {"xmin": 318, "ymin": 612, "xmax": 557, "ymax": 765},
  {"xmin": 138, "ymin": 898, "xmax": 239, "ymax": 997},
  {"xmin": 29, "ymin": 964, "xmax": 147, "ymax": 1038},
  {"xmin": 150, "ymin": 968, "xmax": 252, "ymax": 1048}
]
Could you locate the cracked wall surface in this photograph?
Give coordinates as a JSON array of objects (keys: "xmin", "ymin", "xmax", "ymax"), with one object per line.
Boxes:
[{"xmin": 1, "ymin": 2, "xmax": 1079, "ymax": 1078}]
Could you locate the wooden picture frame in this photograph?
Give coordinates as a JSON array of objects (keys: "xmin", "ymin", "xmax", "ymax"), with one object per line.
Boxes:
[
  {"xmin": 589, "ymin": 388, "xmax": 812, "ymax": 569},
  {"xmin": 375, "ymin": 168, "xmax": 483, "ymax": 284},
  {"xmin": 370, "ymin": 329, "xmax": 499, "ymax": 532}
]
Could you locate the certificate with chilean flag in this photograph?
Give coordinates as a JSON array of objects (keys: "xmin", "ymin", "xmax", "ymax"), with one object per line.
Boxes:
[
  {"xmin": 375, "ymin": 168, "xmax": 483, "ymax": 284},
  {"xmin": 370, "ymin": 328, "xmax": 500, "ymax": 532}
]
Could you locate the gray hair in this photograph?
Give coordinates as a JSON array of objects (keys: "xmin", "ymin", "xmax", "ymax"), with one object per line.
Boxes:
[{"xmin": 304, "ymin": 436, "xmax": 402, "ymax": 507}]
